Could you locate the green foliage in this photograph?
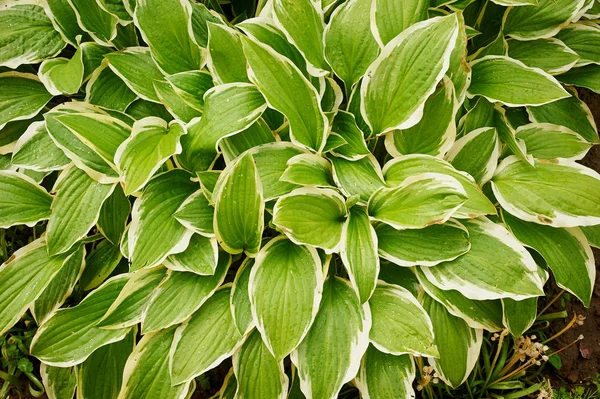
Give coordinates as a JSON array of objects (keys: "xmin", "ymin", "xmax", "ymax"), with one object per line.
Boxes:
[{"xmin": 0, "ymin": 0, "xmax": 600, "ymax": 397}]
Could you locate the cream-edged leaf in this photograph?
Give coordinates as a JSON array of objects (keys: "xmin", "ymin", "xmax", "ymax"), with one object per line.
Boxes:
[
  {"xmin": 11, "ymin": 121, "xmax": 70, "ymax": 172},
  {"xmin": 105, "ymin": 47, "xmax": 165, "ymax": 102},
  {"xmin": 0, "ymin": 171, "xmax": 53, "ymax": 228},
  {"xmin": 0, "ymin": 72, "xmax": 52, "ymax": 130},
  {"xmin": 515, "ymin": 123, "xmax": 591, "ymax": 161},
  {"xmin": 446, "ymin": 127, "xmax": 500, "ymax": 185},
  {"xmin": 355, "ymin": 345, "xmax": 416, "ymax": 399}
]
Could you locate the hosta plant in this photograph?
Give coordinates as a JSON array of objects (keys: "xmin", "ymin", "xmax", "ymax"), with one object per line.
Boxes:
[{"xmin": 1, "ymin": 0, "xmax": 600, "ymax": 397}]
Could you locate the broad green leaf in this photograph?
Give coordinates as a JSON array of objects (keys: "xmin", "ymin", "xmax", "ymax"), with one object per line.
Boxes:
[
  {"xmin": 220, "ymin": 119, "xmax": 276, "ymax": 164},
  {"xmin": 47, "ymin": 166, "xmax": 115, "ymax": 255},
  {"xmin": 382, "ymin": 155, "xmax": 497, "ymax": 218},
  {"xmin": 0, "ymin": 72, "xmax": 52, "ymax": 130},
  {"xmin": 324, "ymin": 0, "xmax": 379, "ymax": 91},
  {"xmin": 125, "ymin": 99, "xmax": 172, "ymax": 121},
  {"xmin": 41, "ymin": 364, "xmax": 76, "ymax": 399},
  {"xmin": 0, "ymin": 5, "xmax": 65, "ymax": 68},
  {"xmin": 133, "ymin": 0, "xmax": 203, "ymax": 74},
  {"xmin": 76, "ymin": 329, "xmax": 135, "ymax": 399},
  {"xmin": 291, "ymin": 277, "xmax": 370, "ymax": 399},
  {"xmin": 241, "ymin": 36, "xmax": 327, "ymax": 152},
  {"xmin": 376, "ymin": 221, "xmax": 471, "ymax": 267},
  {"xmin": 581, "ymin": 224, "xmax": 600, "ymax": 248},
  {"xmin": 503, "ymin": 212, "xmax": 595, "ymax": 306},
  {"xmin": 164, "ymin": 234, "xmax": 218, "ymax": 275},
  {"xmin": 340, "ymin": 206, "xmax": 379, "ymax": 304},
  {"xmin": 189, "ymin": 1, "xmax": 224, "ymax": 47},
  {"xmin": 371, "ymin": 0, "xmax": 429, "ymax": 46},
  {"xmin": 272, "ymin": 0, "xmax": 329, "ymax": 75},
  {"xmin": 0, "ymin": 171, "xmax": 52, "ymax": 228},
  {"xmin": 385, "ymin": 77, "xmax": 457, "ymax": 157},
  {"xmin": 97, "ymin": 184, "xmax": 130, "ymax": 245},
  {"xmin": 515, "ymin": 123, "xmax": 591, "ymax": 161},
  {"xmin": 494, "ymin": 105, "xmax": 534, "ymax": 165},
  {"xmin": 43, "ymin": 0, "xmax": 89, "ymax": 45},
  {"xmin": 280, "ymin": 153, "xmax": 335, "ymax": 187},
  {"xmin": 32, "ymin": 246, "xmax": 85, "ymax": 325},
  {"xmin": 355, "ymin": 346, "xmax": 415, "ymax": 399},
  {"xmin": 556, "ymin": 23, "xmax": 600, "ymax": 66},
  {"xmin": 415, "ymin": 267, "xmax": 504, "ymax": 331},
  {"xmin": 502, "ymin": 297, "xmax": 537, "ymax": 337},
  {"xmin": 67, "ymin": 0, "xmax": 118, "ymax": 46},
  {"xmin": 526, "ymin": 93, "xmax": 599, "ymax": 143},
  {"xmin": 115, "ymin": 117, "xmax": 185, "ymax": 195},
  {"xmin": 249, "ymin": 236, "xmax": 323, "ymax": 360},
  {"xmin": 38, "ymin": 47, "xmax": 84, "ymax": 96},
  {"xmin": 492, "ymin": 156, "xmax": 600, "ymax": 227},
  {"xmin": 507, "ymin": 38, "xmax": 580, "ymax": 75},
  {"xmin": 31, "ymin": 276, "xmax": 129, "ymax": 367},
  {"xmin": 556, "ymin": 64, "xmax": 600, "ymax": 93},
  {"xmin": 471, "ymin": 30, "xmax": 508, "ymax": 60},
  {"xmin": 79, "ymin": 239, "xmax": 122, "ymax": 291},
  {"xmin": 330, "ymin": 155, "xmax": 386, "ymax": 203},
  {"xmin": 329, "ymin": 111, "xmax": 370, "ymax": 160},
  {"xmin": 369, "ymin": 282, "xmax": 437, "ymax": 357},
  {"xmin": 0, "ymin": 117, "xmax": 42, "ymax": 154},
  {"xmin": 105, "ymin": 47, "xmax": 165, "ymax": 102},
  {"xmin": 142, "ymin": 253, "xmax": 230, "ymax": 333},
  {"xmin": 421, "ymin": 217, "xmax": 545, "ymax": 300},
  {"xmin": 214, "ymin": 152, "xmax": 264, "ymax": 256},
  {"xmin": 231, "ymin": 259, "xmax": 254, "ymax": 335},
  {"xmin": 458, "ymin": 97, "xmax": 496, "ymax": 135},
  {"xmin": 85, "ymin": 63, "xmax": 137, "ymax": 112},
  {"xmin": 165, "ymin": 70, "xmax": 214, "ymax": 112},
  {"xmin": 129, "ymin": 170, "xmax": 197, "ymax": 271},
  {"xmin": 361, "ymin": 15, "xmax": 459, "ymax": 135},
  {"xmin": 81, "ymin": 42, "xmax": 112, "ymax": 81},
  {"xmin": 503, "ymin": 0, "xmax": 586, "ymax": 40},
  {"xmin": 170, "ymin": 286, "xmax": 243, "ymax": 384},
  {"xmin": 249, "ymin": 142, "xmax": 305, "ymax": 200},
  {"xmin": 179, "ymin": 84, "xmax": 267, "ymax": 172},
  {"xmin": 233, "ymin": 329, "xmax": 288, "ymax": 399},
  {"xmin": 0, "ymin": 239, "xmax": 74, "ymax": 336},
  {"xmin": 207, "ymin": 23, "xmax": 249, "ymax": 84},
  {"xmin": 273, "ymin": 188, "xmax": 347, "ymax": 252},
  {"xmin": 422, "ymin": 295, "xmax": 483, "ymax": 388},
  {"xmin": 368, "ymin": 173, "xmax": 467, "ymax": 230},
  {"xmin": 118, "ymin": 327, "xmax": 190, "ymax": 399},
  {"xmin": 97, "ymin": 0, "xmax": 132, "ymax": 22},
  {"xmin": 446, "ymin": 127, "xmax": 500, "ymax": 185},
  {"xmin": 153, "ymin": 80, "xmax": 201, "ymax": 123},
  {"xmin": 468, "ymin": 56, "xmax": 569, "ymax": 106},
  {"xmin": 11, "ymin": 121, "xmax": 70, "ymax": 172},
  {"xmin": 174, "ymin": 189, "xmax": 215, "ymax": 237}
]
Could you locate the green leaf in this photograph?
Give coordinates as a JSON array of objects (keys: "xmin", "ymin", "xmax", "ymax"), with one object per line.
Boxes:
[
  {"xmin": 38, "ymin": 47, "xmax": 84, "ymax": 96},
  {"xmin": 174, "ymin": 189, "xmax": 215, "ymax": 237},
  {"xmin": 129, "ymin": 170, "xmax": 197, "ymax": 271},
  {"xmin": 31, "ymin": 276, "xmax": 129, "ymax": 367},
  {"xmin": 207, "ymin": 23, "xmax": 250, "ymax": 84},
  {"xmin": 98, "ymin": 266, "xmax": 166, "ymax": 329},
  {"xmin": 97, "ymin": 184, "xmax": 130, "ymax": 245},
  {"xmin": 376, "ymin": 220, "xmax": 471, "ymax": 267},
  {"xmin": 447, "ymin": 12, "xmax": 470, "ymax": 103},
  {"xmin": 371, "ymin": 0, "xmax": 429, "ymax": 46},
  {"xmin": 85, "ymin": 62, "xmax": 138, "ymax": 112},
  {"xmin": 249, "ymin": 236, "xmax": 323, "ymax": 360},
  {"xmin": 369, "ymin": 282, "xmax": 437, "ymax": 357},
  {"xmin": 170, "ymin": 286, "xmax": 243, "ymax": 384},
  {"xmin": 273, "ymin": 188, "xmax": 347, "ymax": 252},
  {"xmin": 446, "ymin": 127, "xmax": 500, "ymax": 185},
  {"xmin": 492, "ymin": 156, "xmax": 600, "ymax": 227},
  {"xmin": 556, "ymin": 64, "xmax": 600, "ymax": 94},
  {"xmin": 43, "ymin": 0, "xmax": 89, "ymax": 45},
  {"xmin": 503, "ymin": 0, "xmax": 586, "ymax": 40},
  {"xmin": 11, "ymin": 121, "xmax": 70, "ymax": 172},
  {"xmin": 249, "ymin": 142, "xmax": 305, "ymax": 200},
  {"xmin": 515, "ymin": 123, "xmax": 591, "ymax": 161},
  {"xmin": 385, "ymin": 77, "xmax": 457, "ymax": 157},
  {"xmin": 0, "ymin": 5, "xmax": 65, "ymax": 68},
  {"xmin": 329, "ymin": 111, "xmax": 370, "ymax": 160},
  {"xmin": 272, "ymin": 0, "xmax": 329, "ymax": 75},
  {"xmin": 133, "ymin": 0, "xmax": 203, "ymax": 74},
  {"xmin": 179, "ymin": 83, "xmax": 267, "ymax": 172},
  {"xmin": 0, "ymin": 238, "xmax": 74, "ymax": 336},
  {"xmin": 118, "ymin": 327, "xmax": 190, "ymax": 399},
  {"xmin": 76, "ymin": 329, "xmax": 135, "ymax": 399},
  {"xmin": 361, "ymin": 14, "xmax": 459, "ymax": 135},
  {"xmin": 503, "ymin": 212, "xmax": 594, "ymax": 307},
  {"xmin": 468, "ymin": 56, "xmax": 569, "ymax": 106},
  {"xmin": 105, "ymin": 47, "xmax": 165, "ymax": 102},
  {"xmin": 0, "ymin": 171, "xmax": 52, "ymax": 228},
  {"xmin": 507, "ymin": 38, "xmax": 580, "ymax": 75},
  {"xmin": 526, "ymin": 93, "xmax": 599, "ymax": 144},
  {"xmin": 189, "ymin": 1, "xmax": 224, "ymax": 47},
  {"xmin": 67, "ymin": 0, "xmax": 118, "ymax": 46},
  {"xmin": 241, "ymin": 36, "xmax": 327, "ymax": 152},
  {"xmin": 0, "ymin": 72, "xmax": 52, "ymax": 130},
  {"xmin": 153, "ymin": 79, "xmax": 201, "ymax": 123},
  {"xmin": 47, "ymin": 166, "xmax": 115, "ymax": 255},
  {"xmin": 458, "ymin": 97, "xmax": 496, "ymax": 135},
  {"xmin": 40, "ymin": 364, "xmax": 76, "ymax": 399},
  {"xmin": 368, "ymin": 173, "xmax": 467, "ymax": 230},
  {"xmin": 355, "ymin": 346, "xmax": 415, "ymax": 399},
  {"xmin": 291, "ymin": 277, "xmax": 370, "ymax": 399},
  {"xmin": 214, "ymin": 152, "xmax": 264, "ymax": 256},
  {"xmin": 382, "ymin": 155, "xmax": 497, "ymax": 218},
  {"xmin": 231, "ymin": 258, "xmax": 254, "ymax": 335},
  {"xmin": 220, "ymin": 119, "xmax": 276, "ymax": 164},
  {"xmin": 32, "ymin": 245, "xmax": 85, "ymax": 325},
  {"xmin": 165, "ymin": 234, "xmax": 218, "ymax": 275},
  {"xmin": 330, "ymin": 155, "xmax": 386, "ymax": 203},
  {"xmin": 280, "ymin": 153, "xmax": 335, "ymax": 188},
  {"xmin": 165, "ymin": 71, "xmax": 214, "ymax": 112},
  {"xmin": 79, "ymin": 239, "xmax": 122, "ymax": 291},
  {"xmin": 324, "ymin": 0, "xmax": 379, "ymax": 90},
  {"xmin": 556, "ymin": 23, "xmax": 600, "ymax": 66},
  {"xmin": 581, "ymin": 224, "xmax": 600, "ymax": 248},
  {"xmin": 502, "ymin": 297, "xmax": 537, "ymax": 337},
  {"xmin": 142, "ymin": 252, "xmax": 230, "ymax": 333},
  {"xmin": 233, "ymin": 329, "xmax": 288, "ymax": 399},
  {"xmin": 422, "ymin": 294, "xmax": 483, "ymax": 389},
  {"xmin": 115, "ymin": 117, "xmax": 185, "ymax": 195},
  {"xmin": 421, "ymin": 217, "xmax": 545, "ymax": 300}
]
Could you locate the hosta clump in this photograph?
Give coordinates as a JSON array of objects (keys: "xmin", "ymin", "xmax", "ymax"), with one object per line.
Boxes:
[{"xmin": 1, "ymin": 0, "xmax": 600, "ymax": 397}]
